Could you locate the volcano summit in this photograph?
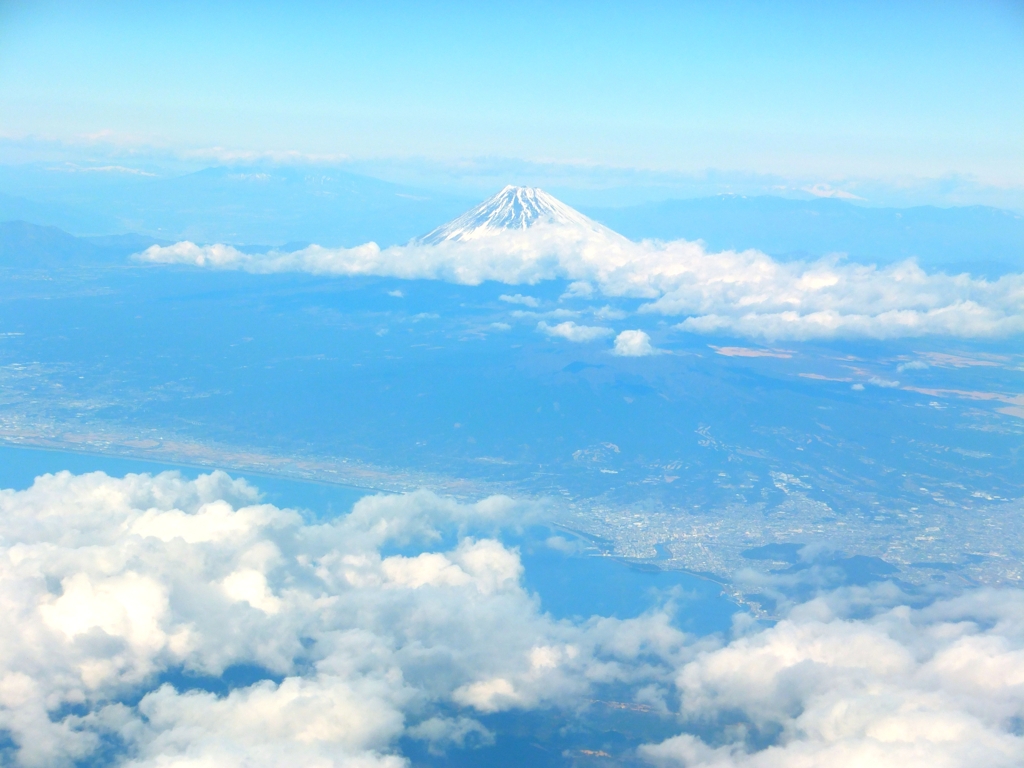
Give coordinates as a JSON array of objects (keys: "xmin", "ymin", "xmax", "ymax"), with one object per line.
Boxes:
[{"xmin": 416, "ymin": 185, "xmax": 612, "ymax": 244}]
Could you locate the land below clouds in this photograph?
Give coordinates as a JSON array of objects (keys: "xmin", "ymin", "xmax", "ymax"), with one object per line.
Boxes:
[{"xmin": 1, "ymin": 269, "xmax": 1020, "ymax": 614}]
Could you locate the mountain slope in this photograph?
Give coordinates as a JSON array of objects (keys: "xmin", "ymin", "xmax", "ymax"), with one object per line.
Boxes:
[
  {"xmin": 0, "ymin": 221, "xmax": 169, "ymax": 267},
  {"xmin": 0, "ymin": 163, "xmax": 474, "ymax": 247},
  {"xmin": 416, "ymin": 185, "xmax": 615, "ymax": 244}
]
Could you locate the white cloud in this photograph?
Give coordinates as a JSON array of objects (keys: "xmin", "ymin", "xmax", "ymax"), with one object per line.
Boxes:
[
  {"xmin": 593, "ymin": 305, "xmax": 629, "ymax": 320},
  {"xmin": 868, "ymin": 376, "xmax": 900, "ymax": 388},
  {"xmin": 513, "ymin": 308, "xmax": 578, "ymax": 319},
  {"xmin": 674, "ymin": 302, "xmax": 1024, "ymax": 341},
  {"xmin": 562, "ymin": 280, "xmax": 594, "ymax": 298},
  {"xmin": 407, "ymin": 716, "xmax": 494, "ymax": 753},
  {"xmin": 641, "ymin": 588, "xmax": 1024, "ymax": 768},
  {"xmin": 136, "ymin": 224, "xmax": 1024, "ymax": 341},
  {"xmin": 499, "ymin": 293, "xmax": 539, "ymax": 307},
  {"xmin": 0, "ymin": 470, "xmax": 690, "ymax": 767},
  {"xmin": 0, "ymin": 470, "xmax": 1022, "ymax": 766},
  {"xmin": 536, "ymin": 320, "xmax": 614, "ymax": 342},
  {"xmin": 898, "ymin": 360, "xmax": 930, "ymax": 372},
  {"xmin": 613, "ymin": 329, "xmax": 658, "ymax": 356}
]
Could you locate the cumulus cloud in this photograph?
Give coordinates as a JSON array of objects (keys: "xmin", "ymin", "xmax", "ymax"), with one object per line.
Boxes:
[
  {"xmin": 536, "ymin": 320, "xmax": 614, "ymax": 342},
  {"xmin": 136, "ymin": 224, "xmax": 1024, "ymax": 341},
  {"xmin": 0, "ymin": 470, "xmax": 1022, "ymax": 766},
  {"xmin": 562, "ymin": 280, "xmax": 595, "ymax": 298},
  {"xmin": 641, "ymin": 587, "xmax": 1024, "ymax": 768},
  {"xmin": 499, "ymin": 293, "xmax": 539, "ymax": 307},
  {"xmin": 0, "ymin": 470, "xmax": 691, "ymax": 767},
  {"xmin": 593, "ymin": 305, "xmax": 629, "ymax": 320},
  {"xmin": 613, "ymin": 329, "xmax": 659, "ymax": 356}
]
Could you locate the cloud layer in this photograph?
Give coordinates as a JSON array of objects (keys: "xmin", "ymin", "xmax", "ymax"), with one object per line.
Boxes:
[
  {"xmin": 3, "ymin": 470, "xmax": 1021, "ymax": 766},
  {"xmin": 137, "ymin": 225, "xmax": 1024, "ymax": 340},
  {"xmin": 0, "ymin": 470, "xmax": 692, "ymax": 767},
  {"xmin": 643, "ymin": 587, "xmax": 1024, "ymax": 768}
]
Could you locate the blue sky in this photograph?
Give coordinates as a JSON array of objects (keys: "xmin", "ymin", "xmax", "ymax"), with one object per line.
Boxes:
[{"xmin": 1, "ymin": 0, "xmax": 1021, "ymax": 190}]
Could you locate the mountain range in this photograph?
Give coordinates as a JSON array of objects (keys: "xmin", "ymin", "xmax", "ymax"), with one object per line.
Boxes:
[
  {"xmin": 1, "ymin": 170, "xmax": 1022, "ymax": 276},
  {"xmin": 0, "ymin": 220, "xmax": 170, "ymax": 268},
  {"xmin": 586, "ymin": 195, "xmax": 1024, "ymax": 276}
]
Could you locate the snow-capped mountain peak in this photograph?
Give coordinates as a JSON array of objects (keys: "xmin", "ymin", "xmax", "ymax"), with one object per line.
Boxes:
[{"xmin": 416, "ymin": 185, "xmax": 607, "ymax": 244}]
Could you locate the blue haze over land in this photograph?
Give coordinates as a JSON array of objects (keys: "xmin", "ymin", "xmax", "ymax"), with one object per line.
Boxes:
[{"xmin": 1, "ymin": 169, "xmax": 1023, "ymax": 768}]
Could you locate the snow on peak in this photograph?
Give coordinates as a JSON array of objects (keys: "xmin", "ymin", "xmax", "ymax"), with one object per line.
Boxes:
[{"xmin": 416, "ymin": 185, "xmax": 607, "ymax": 244}]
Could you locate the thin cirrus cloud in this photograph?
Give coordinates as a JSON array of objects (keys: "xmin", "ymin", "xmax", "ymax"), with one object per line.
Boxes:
[
  {"xmin": 0, "ymin": 470, "xmax": 1021, "ymax": 767},
  {"xmin": 136, "ymin": 224, "xmax": 1024, "ymax": 342}
]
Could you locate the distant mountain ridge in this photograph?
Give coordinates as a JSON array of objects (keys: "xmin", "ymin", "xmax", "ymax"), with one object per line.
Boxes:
[
  {"xmin": 0, "ymin": 221, "xmax": 169, "ymax": 268},
  {"xmin": 1, "ymin": 173, "xmax": 1022, "ymax": 276},
  {"xmin": 584, "ymin": 194, "xmax": 1024, "ymax": 276},
  {"xmin": 0, "ymin": 163, "xmax": 475, "ymax": 247}
]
